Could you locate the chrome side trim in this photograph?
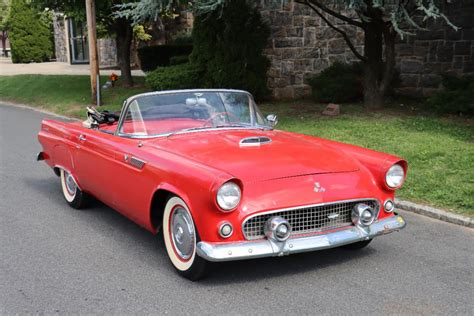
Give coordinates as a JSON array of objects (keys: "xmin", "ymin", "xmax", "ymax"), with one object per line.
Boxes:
[
  {"xmin": 241, "ymin": 198, "xmax": 380, "ymax": 240},
  {"xmin": 197, "ymin": 214, "xmax": 406, "ymax": 262}
]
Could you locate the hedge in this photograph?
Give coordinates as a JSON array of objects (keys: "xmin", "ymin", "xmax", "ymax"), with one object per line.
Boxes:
[
  {"xmin": 426, "ymin": 75, "xmax": 474, "ymax": 115},
  {"xmin": 306, "ymin": 62, "xmax": 364, "ymax": 103},
  {"xmin": 146, "ymin": 63, "xmax": 201, "ymax": 91},
  {"xmin": 9, "ymin": 0, "xmax": 53, "ymax": 63},
  {"xmin": 137, "ymin": 44, "xmax": 193, "ymax": 72}
]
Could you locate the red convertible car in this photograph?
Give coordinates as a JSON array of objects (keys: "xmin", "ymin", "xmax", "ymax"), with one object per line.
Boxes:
[{"xmin": 37, "ymin": 89, "xmax": 407, "ymax": 280}]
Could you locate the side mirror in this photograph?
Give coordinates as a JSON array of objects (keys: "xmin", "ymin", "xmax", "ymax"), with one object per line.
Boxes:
[{"xmin": 266, "ymin": 114, "xmax": 278, "ymax": 127}]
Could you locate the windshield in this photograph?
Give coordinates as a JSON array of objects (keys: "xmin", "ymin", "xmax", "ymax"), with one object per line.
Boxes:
[{"xmin": 118, "ymin": 91, "xmax": 268, "ymax": 137}]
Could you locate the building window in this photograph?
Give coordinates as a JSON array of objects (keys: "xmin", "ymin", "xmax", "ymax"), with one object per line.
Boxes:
[{"xmin": 67, "ymin": 18, "xmax": 89, "ymax": 64}]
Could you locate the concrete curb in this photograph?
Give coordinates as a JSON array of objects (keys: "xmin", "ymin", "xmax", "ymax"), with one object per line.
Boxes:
[
  {"xmin": 0, "ymin": 100, "xmax": 79, "ymax": 121},
  {"xmin": 396, "ymin": 199, "xmax": 473, "ymax": 228}
]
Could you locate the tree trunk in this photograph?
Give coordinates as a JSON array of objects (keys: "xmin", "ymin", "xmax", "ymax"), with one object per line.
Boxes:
[
  {"xmin": 363, "ymin": 62, "xmax": 384, "ymax": 108},
  {"xmin": 363, "ymin": 16, "xmax": 384, "ymax": 108},
  {"xmin": 115, "ymin": 18, "xmax": 133, "ymax": 87},
  {"xmin": 1, "ymin": 31, "xmax": 6, "ymax": 57},
  {"xmin": 380, "ymin": 28, "xmax": 397, "ymax": 97}
]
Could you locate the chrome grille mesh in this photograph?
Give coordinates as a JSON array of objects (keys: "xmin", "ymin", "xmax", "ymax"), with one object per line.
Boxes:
[{"xmin": 243, "ymin": 199, "xmax": 379, "ymax": 240}]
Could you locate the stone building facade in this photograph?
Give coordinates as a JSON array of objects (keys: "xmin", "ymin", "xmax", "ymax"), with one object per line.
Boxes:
[
  {"xmin": 52, "ymin": 11, "xmax": 194, "ymax": 68},
  {"xmin": 52, "ymin": 15, "xmax": 68, "ymax": 63},
  {"xmin": 53, "ymin": 14, "xmax": 117, "ymax": 67},
  {"xmin": 258, "ymin": 0, "xmax": 474, "ymax": 99}
]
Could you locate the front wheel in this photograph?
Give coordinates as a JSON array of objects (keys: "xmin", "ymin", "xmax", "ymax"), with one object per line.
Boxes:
[
  {"xmin": 162, "ymin": 196, "xmax": 208, "ymax": 281},
  {"xmin": 60, "ymin": 169, "xmax": 89, "ymax": 209}
]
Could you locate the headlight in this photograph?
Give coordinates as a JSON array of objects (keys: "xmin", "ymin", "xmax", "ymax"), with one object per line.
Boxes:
[
  {"xmin": 216, "ymin": 182, "xmax": 241, "ymax": 211},
  {"xmin": 385, "ymin": 164, "xmax": 405, "ymax": 188}
]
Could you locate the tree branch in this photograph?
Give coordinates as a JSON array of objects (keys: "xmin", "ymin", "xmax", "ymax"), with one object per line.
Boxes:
[
  {"xmin": 295, "ymin": 0, "xmax": 363, "ymax": 28},
  {"xmin": 304, "ymin": 0, "xmax": 367, "ymax": 62}
]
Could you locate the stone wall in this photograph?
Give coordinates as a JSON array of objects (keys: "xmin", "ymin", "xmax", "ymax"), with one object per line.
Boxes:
[
  {"xmin": 98, "ymin": 38, "xmax": 117, "ymax": 67},
  {"xmin": 396, "ymin": 0, "xmax": 474, "ymax": 96},
  {"xmin": 53, "ymin": 14, "xmax": 68, "ymax": 63},
  {"xmin": 259, "ymin": 0, "xmax": 473, "ymax": 99}
]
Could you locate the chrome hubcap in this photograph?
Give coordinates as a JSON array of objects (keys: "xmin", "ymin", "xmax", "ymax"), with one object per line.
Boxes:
[
  {"xmin": 171, "ymin": 207, "xmax": 195, "ymax": 260},
  {"xmin": 64, "ymin": 171, "xmax": 77, "ymax": 195}
]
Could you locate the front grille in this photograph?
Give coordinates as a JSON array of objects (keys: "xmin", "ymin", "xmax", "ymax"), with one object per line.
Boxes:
[{"xmin": 242, "ymin": 199, "xmax": 379, "ymax": 240}]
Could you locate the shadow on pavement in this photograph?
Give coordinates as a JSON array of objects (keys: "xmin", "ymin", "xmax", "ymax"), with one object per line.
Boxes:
[{"xmin": 25, "ymin": 176, "xmax": 377, "ymax": 284}]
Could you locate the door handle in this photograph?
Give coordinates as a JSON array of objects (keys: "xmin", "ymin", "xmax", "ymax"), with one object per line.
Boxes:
[{"xmin": 79, "ymin": 134, "xmax": 86, "ymax": 141}]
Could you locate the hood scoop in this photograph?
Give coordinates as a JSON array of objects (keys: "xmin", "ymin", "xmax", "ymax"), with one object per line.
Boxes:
[{"xmin": 239, "ymin": 136, "xmax": 272, "ymax": 147}]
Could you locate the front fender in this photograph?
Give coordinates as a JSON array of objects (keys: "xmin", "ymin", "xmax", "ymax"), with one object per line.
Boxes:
[{"xmin": 295, "ymin": 133, "xmax": 408, "ymax": 192}]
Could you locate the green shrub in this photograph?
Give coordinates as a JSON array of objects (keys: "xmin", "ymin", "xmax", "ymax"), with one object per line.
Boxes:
[
  {"xmin": 137, "ymin": 44, "xmax": 193, "ymax": 72},
  {"xmin": 190, "ymin": 0, "xmax": 270, "ymax": 99},
  {"xmin": 146, "ymin": 63, "xmax": 201, "ymax": 91},
  {"xmin": 9, "ymin": 0, "xmax": 53, "ymax": 63},
  {"xmin": 426, "ymin": 75, "xmax": 474, "ymax": 115},
  {"xmin": 172, "ymin": 33, "xmax": 193, "ymax": 45},
  {"xmin": 306, "ymin": 62, "xmax": 364, "ymax": 103},
  {"xmin": 169, "ymin": 55, "xmax": 189, "ymax": 65}
]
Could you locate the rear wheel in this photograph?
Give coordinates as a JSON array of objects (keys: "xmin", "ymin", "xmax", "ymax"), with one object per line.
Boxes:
[
  {"xmin": 343, "ymin": 239, "xmax": 372, "ymax": 250},
  {"xmin": 162, "ymin": 196, "xmax": 208, "ymax": 281},
  {"xmin": 60, "ymin": 169, "xmax": 88, "ymax": 209}
]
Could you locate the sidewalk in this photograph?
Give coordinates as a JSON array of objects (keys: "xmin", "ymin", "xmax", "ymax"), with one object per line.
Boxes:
[{"xmin": 0, "ymin": 57, "xmax": 145, "ymax": 77}]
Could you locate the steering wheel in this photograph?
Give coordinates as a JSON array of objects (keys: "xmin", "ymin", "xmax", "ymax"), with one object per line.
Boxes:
[{"xmin": 203, "ymin": 112, "xmax": 240, "ymax": 127}]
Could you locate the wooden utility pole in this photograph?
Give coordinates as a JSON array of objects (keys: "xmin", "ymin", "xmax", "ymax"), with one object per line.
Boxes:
[{"xmin": 85, "ymin": 0, "xmax": 99, "ymax": 105}]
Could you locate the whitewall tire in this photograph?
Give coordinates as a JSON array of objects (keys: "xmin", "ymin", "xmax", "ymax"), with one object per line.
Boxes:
[
  {"xmin": 60, "ymin": 169, "xmax": 88, "ymax": 209},
  {"xmin": 162, "ymin": 196, "xmax": 208, "ymax": 280}
]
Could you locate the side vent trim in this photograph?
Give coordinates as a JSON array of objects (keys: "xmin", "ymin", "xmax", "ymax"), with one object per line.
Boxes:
[{"xmin": 130, "ymin": 156, "xmax": 146, "ymax": 169}]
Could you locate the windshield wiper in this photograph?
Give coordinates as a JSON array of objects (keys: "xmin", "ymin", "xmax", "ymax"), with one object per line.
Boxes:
[
  {"xmin": 214, "ymin": 124, "xmax": 249, "ymax": 128},
  {"xmin": 167, "ymin": 124, "xmax": 268, "ymax": 138},
  {"xmin": 166, "ymin": 126, "xmax": 212, "ymax": 137},
  {"xmin": 216, "ymin": 123, "xmax": 272, "ymax": 130}
]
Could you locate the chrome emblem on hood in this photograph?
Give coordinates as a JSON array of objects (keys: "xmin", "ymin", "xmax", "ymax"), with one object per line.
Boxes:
[{"xmin": 314, "ymin": 182, "xmax": 326, "ymax": 193}]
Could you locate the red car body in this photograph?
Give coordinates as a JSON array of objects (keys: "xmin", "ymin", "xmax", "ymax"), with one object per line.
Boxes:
[{"xmin": 37, "ymin": 89, "xmax": 407, "ymax": 279}]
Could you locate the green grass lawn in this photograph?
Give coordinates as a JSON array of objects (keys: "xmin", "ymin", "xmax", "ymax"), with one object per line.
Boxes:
[
  {"xmin": 0, "ymin": 75, "xmax": 148, "ymax": 117},
  {"xmin": 1, "ymin": 75, "xmax": 473, "ymax": 216}
]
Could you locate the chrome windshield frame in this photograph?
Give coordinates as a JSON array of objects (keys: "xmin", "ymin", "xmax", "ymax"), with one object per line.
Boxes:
[{"xmin": 115, "ymin": 89, "xmax": 271, "ymax": 139}]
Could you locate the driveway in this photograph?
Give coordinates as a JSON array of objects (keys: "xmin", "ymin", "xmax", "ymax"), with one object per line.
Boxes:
[
  {"xmin": 0, "ymin": 103, "xmax": 473, "ymax": 314},
  {"xmin": 0, "ymin": 57, "xmax": 145, "ymax": 76}
]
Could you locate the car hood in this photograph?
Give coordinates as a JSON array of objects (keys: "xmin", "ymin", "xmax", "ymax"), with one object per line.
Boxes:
[{"xmin": 149, "ymin": 129, "xmax": 360, "ymax": 182}]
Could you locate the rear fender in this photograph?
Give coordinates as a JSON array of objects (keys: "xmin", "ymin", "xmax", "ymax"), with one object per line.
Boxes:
[
  {"xmin": 52, "ymin": 145, "xmax": 74, "ymax": 171},
  {"xmin": 51, "ymin": 145, "xmax": 84, "ymax": 190}
]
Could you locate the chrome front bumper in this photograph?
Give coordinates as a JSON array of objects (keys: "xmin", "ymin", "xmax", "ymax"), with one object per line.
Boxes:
[{"xmin": 197, "ymin": 214, "xmax": 406, "ymax": 262}]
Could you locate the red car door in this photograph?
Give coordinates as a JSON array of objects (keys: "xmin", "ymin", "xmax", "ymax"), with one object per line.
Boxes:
[
  {"xmin": 106, "ymin": 137, "xmax": 158, "ymax": 228},
  {"xmin": 73, "ymin": 128, "xmax": 156, "ymax": 229},
  {"xmin": 73, "ymin": 128, "xmax": 119, "ymax": 207}
]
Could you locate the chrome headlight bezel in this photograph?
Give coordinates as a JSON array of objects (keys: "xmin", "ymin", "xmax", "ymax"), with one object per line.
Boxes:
[
  {"xmin": 216, "ymin": 181, "xmax": 241, "ymax": 211},
  {"xmin": 385, "ymin": 164, "xmax": 405, "ymax": 189}
]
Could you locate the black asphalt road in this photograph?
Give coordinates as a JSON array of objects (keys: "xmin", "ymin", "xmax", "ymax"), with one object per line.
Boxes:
[{"xmin": 1, "ymin": 104, "xmax": 473, "ymax": 315}]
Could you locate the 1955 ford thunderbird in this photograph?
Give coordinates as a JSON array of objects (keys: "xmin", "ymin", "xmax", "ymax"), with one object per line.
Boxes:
[{"xmin": 37, "ymin": 89, "xmax": 407, "ymax": 280}]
